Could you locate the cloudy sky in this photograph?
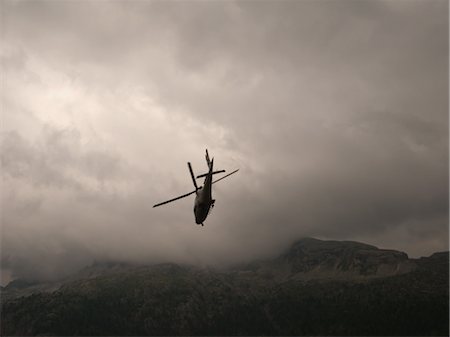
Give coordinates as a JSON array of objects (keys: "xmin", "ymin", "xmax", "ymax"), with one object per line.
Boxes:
[{"xmin": 1, "ymin": 0, "xmax": 448, "ymax": 284}]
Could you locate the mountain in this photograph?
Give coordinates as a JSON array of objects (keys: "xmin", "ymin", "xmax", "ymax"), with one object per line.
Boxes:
[
  {"xmin": 237, "ymin": 237, "xmax": 416, "ymax": 281},
  {"xmin": 1, "ymin": 238, "xmax": 448, "ymax": 336}
]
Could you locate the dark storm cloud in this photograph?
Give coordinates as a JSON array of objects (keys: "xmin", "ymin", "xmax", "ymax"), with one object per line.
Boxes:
[
  {"xmin": 1, "ymin": 0, "xmax": 448, "ymax": 283},
  {"xmin": 136, "ymin": 0, "xmax": 448, "ymax": 251}
]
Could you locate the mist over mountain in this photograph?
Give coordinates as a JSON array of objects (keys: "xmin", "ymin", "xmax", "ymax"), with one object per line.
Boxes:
[
  {"xmin": 2, "ymin": 0, "xmax": 448, "ymax": 288},
  {"xmin": 1, "ymin": 238, "xmax": 448, "ymax": 336},
  {"xmin": 2, "ymin": 3, "xmax": 448, "ymax": 336}
]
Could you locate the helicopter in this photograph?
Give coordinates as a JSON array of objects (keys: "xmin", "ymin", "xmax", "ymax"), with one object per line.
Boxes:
[{"xmin": 153, "ymin": 149, "xmax": 239, "ymax": 226}]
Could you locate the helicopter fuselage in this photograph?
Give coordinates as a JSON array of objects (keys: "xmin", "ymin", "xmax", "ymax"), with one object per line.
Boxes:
[
  {"xmin": 194, "ymin": 159, "xmax": 214, "ymax": 224},
  {"xmin": 194, "ymin": 187, "xmax": 212, "ymax": 224}
]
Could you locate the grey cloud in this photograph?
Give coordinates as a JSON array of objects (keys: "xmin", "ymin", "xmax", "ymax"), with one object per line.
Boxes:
[
  {"xmin": 2, "ymin": 127, "xmax": 125, "ymax": 189},
  {"xmin": 1, "ymin": 0, "xmax": 448, "ymax": 283}
]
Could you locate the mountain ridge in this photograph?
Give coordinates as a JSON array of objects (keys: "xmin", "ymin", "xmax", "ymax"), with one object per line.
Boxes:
[
  {"xmin": 1, "ymin": 237, "xmax": 445, "ymax": 295},
  {"xmin": 1, "ymin": 237, "xmax": 448, "ymax": 336}
]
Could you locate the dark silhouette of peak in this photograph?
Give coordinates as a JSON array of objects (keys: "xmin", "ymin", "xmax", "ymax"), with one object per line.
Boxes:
[
  {"xmin": 4, "ymin": 279, "xmax": 39, "ymax": 291},
  {"xmin": 239, "ymin": 237, "xmax": 415, "ymax": 281},
  {"xmin": 288, "ymin": 237, "xmax": 378, "ymax": 252},
  {"xmin": 427, "ymin": 251, "xmax": 449, "ymax": 259}
]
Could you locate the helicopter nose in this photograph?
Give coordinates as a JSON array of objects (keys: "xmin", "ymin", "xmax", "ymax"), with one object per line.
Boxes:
[{"xmin": 195, "ymin": 209, "xmax": 206, "ymax": 224}]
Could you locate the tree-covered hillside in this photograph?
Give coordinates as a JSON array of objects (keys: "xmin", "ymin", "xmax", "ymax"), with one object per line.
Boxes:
[{"xmin": 1, "ymin": 239, "xmax": 448, "ymax": 336}]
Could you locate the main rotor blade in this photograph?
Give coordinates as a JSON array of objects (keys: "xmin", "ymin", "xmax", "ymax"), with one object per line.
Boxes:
[
  {"xmin": 188, "ymin": 162, "xmax": 198, "ymax": 190},
  {"xmin": 196, "ymin": 170, "xmax": 225, "ymax": 179},
  {"xmin": 212, "ymin": 169, "xmax": 239, "ymax": 185},
  {"xmin": 153, "ymin": 190, "xmax": 197, "ymax": 208}
]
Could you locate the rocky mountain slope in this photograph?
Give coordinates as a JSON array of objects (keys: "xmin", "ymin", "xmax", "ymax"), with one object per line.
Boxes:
[
  {"xmin": 236, "ymin": 237, "xmax": 416, "ymax": 281},
  {"xmin": 1, "ymin": 238, "xmax": 448, "ymax": 336}
]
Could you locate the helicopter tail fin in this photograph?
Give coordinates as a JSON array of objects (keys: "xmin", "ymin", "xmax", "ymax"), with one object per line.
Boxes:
[{"xmin": 205, "ymin": 149, "xmax": 212, "ymax": 169}]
